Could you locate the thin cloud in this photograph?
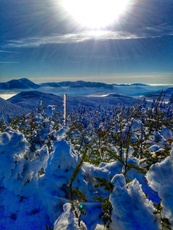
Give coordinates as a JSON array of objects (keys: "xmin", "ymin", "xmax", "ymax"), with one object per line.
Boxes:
[
  {"xmin": 144, "ymin": 23, "xmax": 173, "ymax": 37},
  {"xmin": 3, "ymin": 24, "xmax": 173, "ymax": 48},
  {"xmin": 0, "ymin": 50, "xmax": 19, "ymax": 53},
  {"xmin": 0, "ymin": 61, "xmax": 19, "ymax": 64},
  {"xmin": 5, "ymin": 31, "xmax": 138, "ymax": 48}
]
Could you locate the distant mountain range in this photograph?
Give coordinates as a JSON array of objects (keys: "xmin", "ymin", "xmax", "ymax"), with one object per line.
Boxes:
[
  {"xmin": 0, "ymin": 78, "xmax": 39, "ymax": 90},
  {"xmin": 1, "ymin": 78, "xmax": 172, "ymax": 121},
  {"xmin": 40, "ymin": 80, "xmax": 114, "ymax": 89},
  {"xmin": 0, "ymin": 78, "xmax": 172, "ymax": 97},
  {"xmin": 0, "ymin": 78, "xmax": 114, "ymax": 90},
  {"xmin": 0, "ymin": 78, "xmax": 155, "ymax": 90}
]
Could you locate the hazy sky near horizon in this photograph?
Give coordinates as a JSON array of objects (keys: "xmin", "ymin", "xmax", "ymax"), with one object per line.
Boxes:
[{"xmin": 0, "ymin": 0, "xmax": 173, "ymax": 84}]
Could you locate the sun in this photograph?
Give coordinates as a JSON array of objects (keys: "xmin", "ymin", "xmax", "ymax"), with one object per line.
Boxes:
[{"xmin": 61, "ymin": 0, "xmax": 131, "ymax": 29}]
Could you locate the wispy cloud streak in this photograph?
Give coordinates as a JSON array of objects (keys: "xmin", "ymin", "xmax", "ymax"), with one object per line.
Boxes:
[
  {"xmin": 4, "ymin": 31, "xmax": 138, "ymax": 48},
  {"xmin": 0, "ymin": 62, "xmax": 19, "ymax": 64},
  {"xmin": 0, "ymin": 50, "xmax": 19, "ymax": 53},
  {"xmin": 3, "ymin": 24, "xmax": 173, "ymax": 48}
]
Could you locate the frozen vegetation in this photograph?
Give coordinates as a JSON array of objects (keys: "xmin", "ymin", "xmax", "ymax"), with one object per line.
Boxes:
[{"xmin": 0, "ymin": 90, "xmax": 173, "ymax": 230}]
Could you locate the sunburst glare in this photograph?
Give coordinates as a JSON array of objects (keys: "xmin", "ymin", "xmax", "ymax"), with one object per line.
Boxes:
[{"xmin": 61, "ymin": 0, "xmax": 131, "ymax": 29}]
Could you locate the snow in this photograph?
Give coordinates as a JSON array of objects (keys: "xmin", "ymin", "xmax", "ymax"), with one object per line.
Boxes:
[
  {"xmin": 54, "ymin": 203, "xmax": 87, "ymax": 230},
  {"xmin": 146, "ymin": 146, "xmax": 173, "ymax": 225},
  {"xmin": 0, "ymin": 93, "xmax": 17, "ymax": 100},
  {"xmin": 0, "ymin": 82, "xmax": 173, "ymax": 229},
  {"xmin": 148, "ymin": 144, "xmax": 162, "ymax": 152},
  {"xmin": 0, "ymin": 97, "xmax": 29, "ymax": 121},
  {"xmin": 109, "ymin": 174, "xmax": 160, "ymax": 230},
  {"xmin": 161, "ymin": 126, "xmax": 173, "ymax": 140},
  {"xmin": 38, "ymin": 139, "xmax": 79, "ymax": 224},
  {"xmin": 0, "ymin": 129, "xmax": 50, "ymax": 230}
]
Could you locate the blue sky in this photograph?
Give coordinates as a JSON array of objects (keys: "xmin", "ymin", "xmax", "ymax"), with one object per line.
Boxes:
[{"xmin": 0, "ymin": 0, "xmax": 173, "ymax": 84}]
